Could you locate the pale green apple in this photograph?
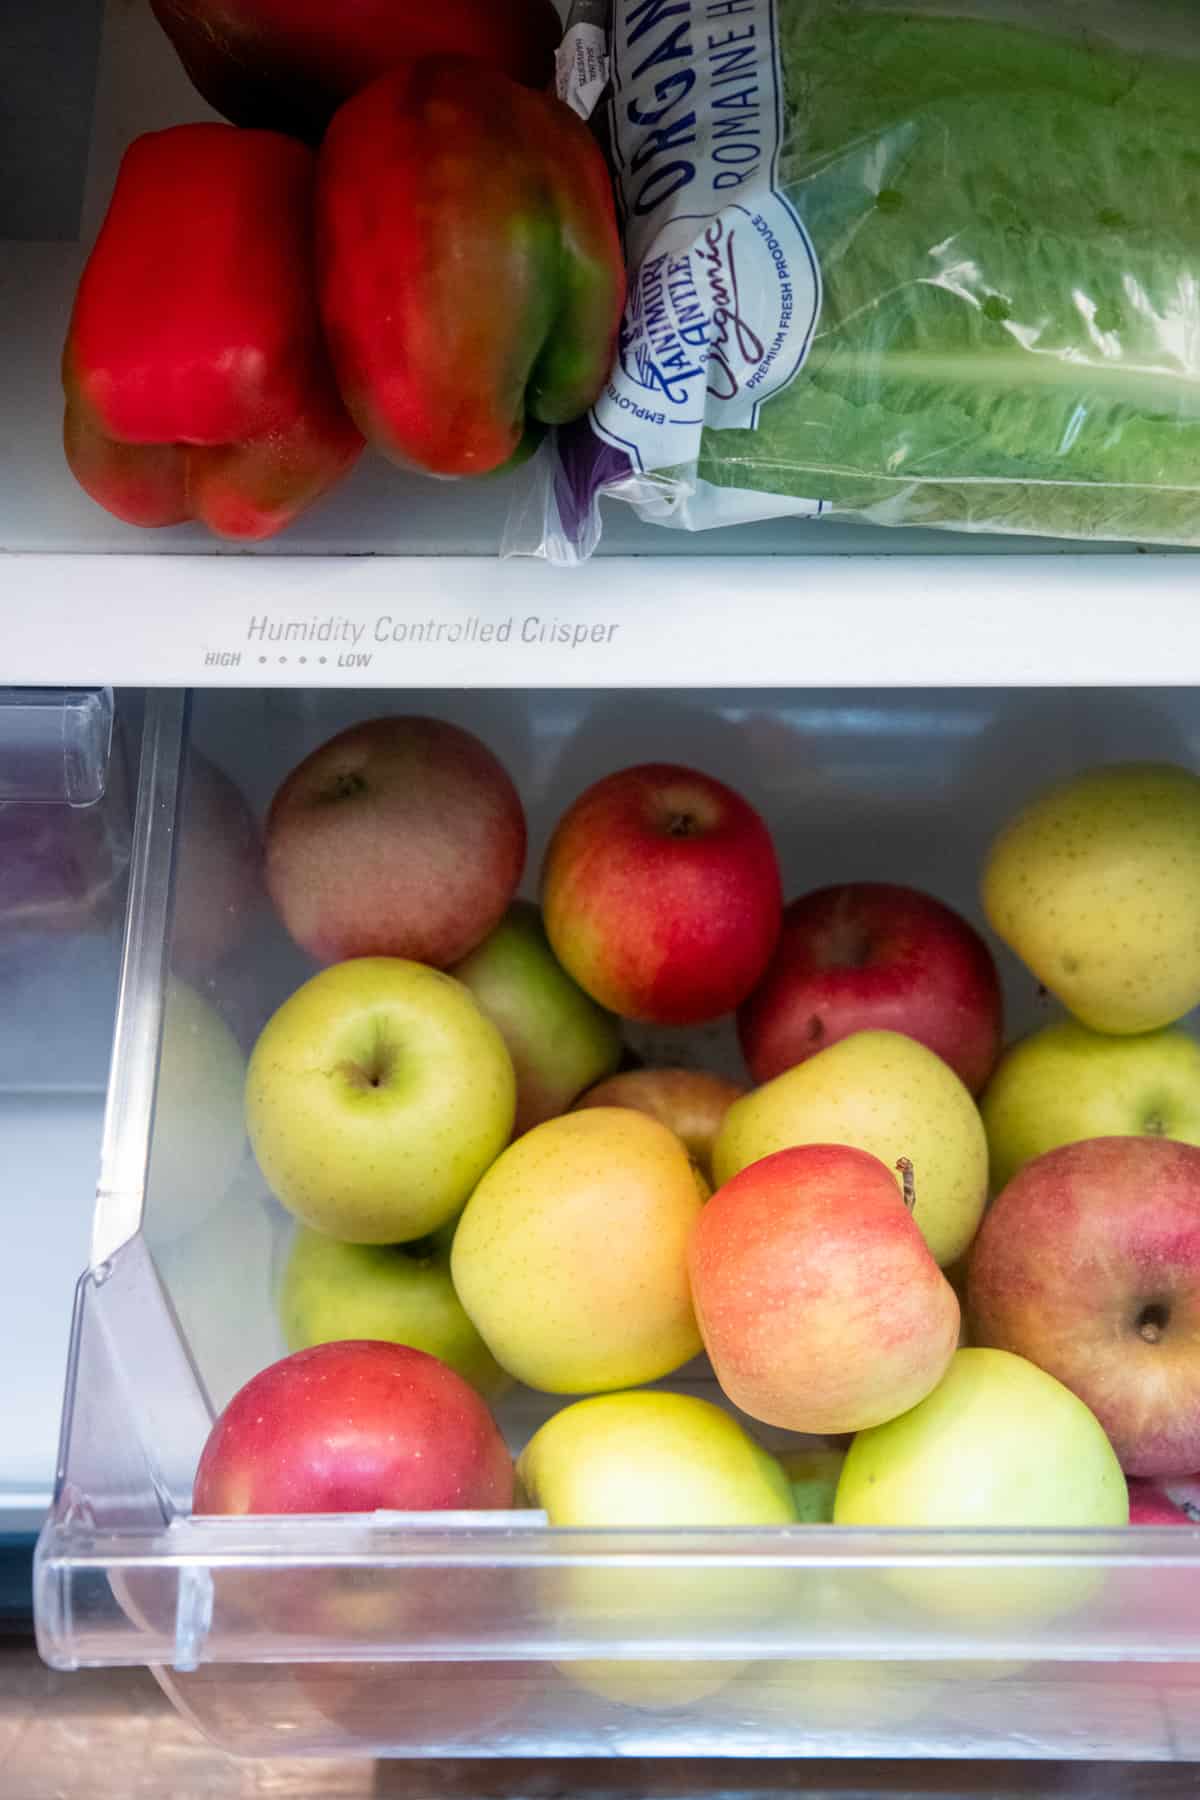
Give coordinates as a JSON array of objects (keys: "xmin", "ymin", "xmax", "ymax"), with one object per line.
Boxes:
[
  {"xmin": 519, "ymin": 1390, "xmax": 797, "ymax": 1707},
  {"xmin": 982, "ymin": 1018, "xmax": 1200, "ymax": 1192},
  {"xmin": 835, "ymin": 1348, "xmax": 1127, "ymax": 1624},
  {"xmin": 836, "ymin": 1349, "xmax": 1126, "ymax": 1530},
  {"xmin": 982, "ymin": 762, "xmax": 1200, "ymax": 1034},
  {"xmin": 450, "ymin": 900, "xmax": 622, "ymax": 1136},
  {"xmin": 145, "ymin": 977, "xmax": 247, "ymax": 1244},
  {"xmin": 279, "ymin": 1222, "xmax": 509, "ymax": 1397},
  {"xmin": 246, "ymin": 958, "xmax": 515, "ymax": 1243},
  {"xmin": 712, "ymin": 1030, "xmax": 987, "ymax": 1267}
]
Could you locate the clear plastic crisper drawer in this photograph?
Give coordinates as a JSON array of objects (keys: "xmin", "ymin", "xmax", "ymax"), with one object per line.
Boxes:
[{"xmin": 34, "ymin": 685, "xmax": 1200, "ymax": 1761}]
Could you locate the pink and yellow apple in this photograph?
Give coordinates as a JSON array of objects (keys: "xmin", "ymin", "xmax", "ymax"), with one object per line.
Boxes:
[
  {"xmin": 541, "ymin": 762, "xmax": 782, "ymax": 1026},
  {"xmin": 265, "ymin": 715, "xmax": 526, "ymax": 967},
  {"xmin": 451, "ymin": 1107, "xmax": 706, "ymax": 1393},
  {"xmin": 738, "ymin": 882, "xmax": 1002, "ymax": 1094},
  {"xmin": 192, "ymin": 1340, "xmax": 515, "ymax": 1514},
  {"xmin": 450, "ymin": 900, "xmax": 622, "ymax": 1135},
  {"xmin": 690, "ymin": 1144, "xmax": 960, "ymax": 1433},
  {"xmin": 572, "ymin": 1065, "xmax": 745, "ymax": 1183},
  {"xmin": 969, "ymin": 1136, "xmax": 1200, "ymax": 1477}
]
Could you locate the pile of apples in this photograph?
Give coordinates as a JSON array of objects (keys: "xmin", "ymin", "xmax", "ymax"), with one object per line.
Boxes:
[{"xmin": 195, "ymin": 725, "xmax": 1200, "ymax": 1544}]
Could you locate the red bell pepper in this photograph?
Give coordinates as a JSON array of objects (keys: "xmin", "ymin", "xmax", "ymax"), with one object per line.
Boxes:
[
  {"xmin": 316, "ymin": 57, "xmax": 625, "ymax": 479},
  {"xmin": 149, "ymin": 0, "xmax": 562, "ymax": 143},
  {"xmin": 63, "ymin": 124, "xmax": 363, "ymax": 541}
]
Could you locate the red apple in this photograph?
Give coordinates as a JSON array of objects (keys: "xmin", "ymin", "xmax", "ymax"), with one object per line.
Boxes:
[
  {"xmin": 541, "ymin": 763, "xmax": 782, "ymax": 1026},
  {"xmin": 689, "ymin": 1144, "xmax": 960, "ymax": 1434},
  {"xmin": 1127, "ymin": 1480, "xmax": 1194, "ymax": 1525},
  {"xmin": 969, "ymin": 1137, "xmax": 1200, "ymax": 1477},
  {"xmin": 264, "ymin": 716, "xmax": 526, "ymax": 967},
  {"xmin": 738, "ymin": 882, "xmax": 1002, "ymax": 1093},
  {"xmin": 572, "ymin": 1066, "xmax": 745, "ymax": 1183},
  {"xmin": 192, "ymin": 1340, "xmax": 515, "ymax": 1514}
]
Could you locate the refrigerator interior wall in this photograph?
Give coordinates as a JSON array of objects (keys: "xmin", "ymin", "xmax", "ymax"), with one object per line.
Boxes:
[{"xmin": 33, "ymin": 682, "xmax": 1200, "ymax": 1760}]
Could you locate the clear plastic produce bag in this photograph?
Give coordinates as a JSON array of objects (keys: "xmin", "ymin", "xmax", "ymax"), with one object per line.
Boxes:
[{"xmin": 520, "ymin": 0, "xmax": 1200, "ymax": 560}]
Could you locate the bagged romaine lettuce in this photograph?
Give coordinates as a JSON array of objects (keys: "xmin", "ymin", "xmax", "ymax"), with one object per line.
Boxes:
[{"xmin": 531, "ymin": 0, "xmax": 1200, "ymax": 558}]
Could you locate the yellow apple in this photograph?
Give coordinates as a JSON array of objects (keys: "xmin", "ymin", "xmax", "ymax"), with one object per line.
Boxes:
[
  {"xmin": 982, "ymin": 762, "xmax": 1200, "ymax": 1034},
  {"xmin": 518, "ymin": 1390, "xmax": 797, "ymax": 1708},
  {"xmin": 712, "ymin": 1029, "xmax": 987, "ymax": 1267},
  {"xmin": 451, "ymin": 1108, "xmax": 706, "ymax": 1392}
]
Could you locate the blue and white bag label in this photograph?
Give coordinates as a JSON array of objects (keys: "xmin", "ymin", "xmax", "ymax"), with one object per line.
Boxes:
[{"xmin": 592, "ymin": 0, "xmax": 822, "ymax": 475}]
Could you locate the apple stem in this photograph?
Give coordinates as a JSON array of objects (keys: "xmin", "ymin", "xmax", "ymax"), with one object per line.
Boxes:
[{"xmin": 896, "ymin": 1157, "xmax": 917, "ymax": 1214}]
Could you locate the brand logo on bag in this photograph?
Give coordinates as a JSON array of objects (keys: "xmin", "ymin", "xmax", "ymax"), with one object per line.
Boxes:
[{"xmin": 592, "ymin": 0, "xmax": 822, "ymax": 474}]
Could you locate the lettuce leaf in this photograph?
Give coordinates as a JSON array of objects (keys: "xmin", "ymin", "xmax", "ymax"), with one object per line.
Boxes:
[{"xmin": 696, "ymin": 5, "xmax": 1200, "ymax": 543}]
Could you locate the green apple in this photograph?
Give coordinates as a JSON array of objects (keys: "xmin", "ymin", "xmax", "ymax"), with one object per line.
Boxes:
[
  {"xmin": 519, "ymin": 1391, "xmax": 797, "ymax": 1708},
  {"xmin": 145, "ymin": 977, "xmax": 247, "ymax": 1244},
  {"xmin": 983, "ymin": 762, "xmax": 1200, "ymax": 1034},
  {"xmin": 450, "ymin": 900, "xmax": 622, "ymax": 1135},
  {"xmin": 835, "ymin": 1348, "xmax": 1127, "ymax": 1624},
  {"xmin": 280, "ymin": 1222, "xmax": 510, "ymax": 1398},
  {"xmin": 246, "ymin": 957, "xmax": 515, "ymax": 1243},
  {"xmin": 712, "ymin": 1030, "xmax": 988, "ymax": 1267},
  {"xmin": 778, "ymin": 1445, "xmax": 846, "ymax": 1524},
  {"xmin": 836, "ymin": 1349, "xmax": 1126, "ymax": 1529},
  {"xmin": 982, "ymin": 1018, "xmax": 1200, "ymax": 1192}
]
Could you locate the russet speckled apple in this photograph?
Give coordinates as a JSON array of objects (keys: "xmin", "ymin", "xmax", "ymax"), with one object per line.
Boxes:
[
  {"xmin": 246, "ymin": 957, "xmax": 515, "ymax": 1242},
  {"xmin": 982, "ymin": 761, "xmax": 1200, "ymax": 1034},
  {"xmin": 738, "ymin": 882, "xmax": 1002, "ymax": 1094},
  {"xmin": 969, "ymin": 1136, "xmax": 1200, "ymax": 1476},
  {"xmin": 690, "ymin": 1144, "xmax": 959, "ymax": 1433},
  {"xmin": 981, "ymin": 1017, "xmax": 1200, "ymax": 1193},
  {"xmin": 451, "ymin": 1108, "xmax": 705, "ymax": 1393},
  {"xmin": 541, "ymin": 762, "xmax": 782, "ymax": 1027},
  {"xmin": 265, "ymin": 715, "xmax": 526, "ymax": 967},
  {"xmin": 572, "ymin": 1065, "xmax": 745, "ymax": 1184},
  {"xmin": 713, "ymin": 1029, "xmax": 988, "ymax": 1267},
  {"xmin": 450, "ymin": 900, "xmax": 622, "ymax": 1135}
]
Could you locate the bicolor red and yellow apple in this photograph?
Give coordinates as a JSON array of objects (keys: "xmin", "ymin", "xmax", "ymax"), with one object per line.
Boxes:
[
  {"xmin": 690, "ymin": 1144, "xmax": 960, "ymax": 1433},
  {"xmin": 541, "ymin": 762, "xmax": 782, "ymax": 1027}
]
